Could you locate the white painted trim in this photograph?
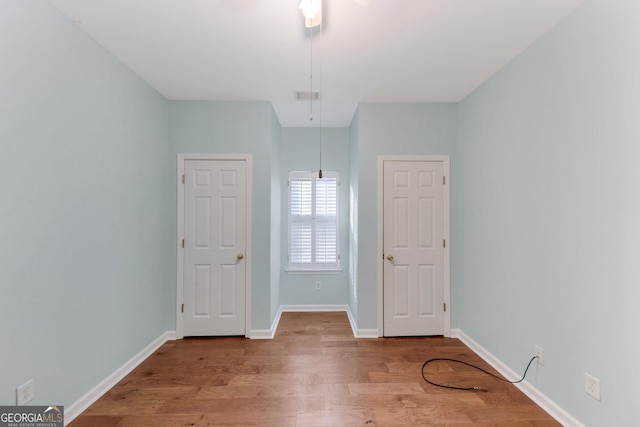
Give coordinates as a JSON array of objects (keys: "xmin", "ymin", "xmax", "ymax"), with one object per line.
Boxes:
[
  {"xmin": 176, "ymin": 156, "xmax": 184, "ymax": 338},
  {"xmin": 176, "ymin": 154, "xmax": 253, "ymax": 339},
  {"xmin": 353, "ymin": 329, "xmax": 380, "ymax": 339},
  {"xmin": 65, "ymin": 331, "xmax": 176, "ymax": 425},
  {"xmin": 250, "ymin": 308, "xmax": 283, "ymax": 339},
  {"xmin": 377, "ymin": 155, "xmax": 451, "ymax": 337},
  {"xmin": 285, "ymin": 269, "xmax": 343, "ymax": 274},
  {"xmin": 245, "ymin": 157, "xmax": 253, "ymax": 338},
  {"xmin": 442, "ymin": 158, "xmax": 451, "ymax": 336},
  {"xmin": 345, "ymin": 305, "xmax": 358, "ymax": 336},
  {"xmin": 451, "ymin": 329, "xmax": 584, "ymax": 427},
  {"xmin": 251, "ymin": 305, "xmax": 380, "ymax": 340},
  {"xmin": 282, "ymin": 305, "xmax": 380, "ymax": 338},
  {"xmin": 249, "ymin": 329, "xmax": 276, "ymax": 339},
  {"xmin": 280, "ymin": 304, "xmax": 350, "ymax": 312},
  {"xmin": 251, "ymin": 305, "xmax": 349, "ymax": 339},
  {"xmin": 346, "ymin": 306, "xmax": 379, "ymax": 338}
]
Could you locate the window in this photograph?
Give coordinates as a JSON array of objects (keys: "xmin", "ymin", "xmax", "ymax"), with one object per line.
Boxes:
[{"xmin": 288, "ymin": 171, "xmax": 340, "ymax": 272}]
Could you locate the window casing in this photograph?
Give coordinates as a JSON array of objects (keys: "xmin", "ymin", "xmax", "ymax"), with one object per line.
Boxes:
[{"xmin": 288, "ymin": 171, "xmax": 339, "ymax": 272}]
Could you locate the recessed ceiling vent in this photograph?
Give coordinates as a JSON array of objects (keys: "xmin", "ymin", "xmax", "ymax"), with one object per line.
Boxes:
[{"xmin": 295, "ymin": 90, "xmax": 320, "ymax": 101}]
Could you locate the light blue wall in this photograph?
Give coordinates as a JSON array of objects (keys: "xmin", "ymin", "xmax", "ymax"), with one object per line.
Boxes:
[
  {"xmin": 5, "ymin": 2, "xmax": 635, "ymax": 425},
  {"xmin": 0, "ymin": 0, "xmax": 171, "ymax": 407},
  {"xmin": 279, "ymin": 128, "xmax": 350, "ymax": 305},
  {"xmin": 352, "ymin": 103, "xmax": 458, "ymax": 329},
  {"xmin": 348, "ymin": 110, "xmax": 360, "ymax": 319},
  {"xmin": 168, "ymin": 101, "xmax": 278, "ymax": 330},
  {"xmin": 270, "ymin": 108, "xmax": 282, "ymax": 320},
  {"xmin": 454, "ymin": 0, "xmax": 640, "ymax": 425}
]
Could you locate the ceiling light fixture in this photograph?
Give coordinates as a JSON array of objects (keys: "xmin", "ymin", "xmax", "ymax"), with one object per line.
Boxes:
[{"xmin": 299, "ymin": 0, "xmax": 322, "ymax": 28}]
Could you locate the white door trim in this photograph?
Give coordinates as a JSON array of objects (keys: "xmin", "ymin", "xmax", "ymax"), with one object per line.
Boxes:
[
  {"xmin": 176, "ymin": 153, "xmax": 252, "ymax": 339},
  {"xmin": 377, "ymin": 155, "xmax": 450, "ymax": 337}
]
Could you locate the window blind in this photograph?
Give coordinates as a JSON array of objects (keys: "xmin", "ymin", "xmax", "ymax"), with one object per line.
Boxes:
[{"xmin": 288, "ymin": 171, "xmax": 339, "ymax": 271}]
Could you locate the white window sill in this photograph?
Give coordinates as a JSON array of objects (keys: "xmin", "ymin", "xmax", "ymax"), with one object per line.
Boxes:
[{"xmin": 286, "ymin": 269, "xmax": 342, "ymax": 275}]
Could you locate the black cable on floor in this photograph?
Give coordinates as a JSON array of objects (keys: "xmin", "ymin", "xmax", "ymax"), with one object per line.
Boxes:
[{"xmin": 421, "ymin": 355, "xmax": 538, "ymax": 391}]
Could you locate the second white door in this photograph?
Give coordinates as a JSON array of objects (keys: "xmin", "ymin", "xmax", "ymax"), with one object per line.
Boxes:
[
  {"xmin": 183, "ymin": 159, "xmax": 247, "ymax": 336},
  {"xmin": 383, "ymin": 160, "xmax": 446, "ymax": 336}
]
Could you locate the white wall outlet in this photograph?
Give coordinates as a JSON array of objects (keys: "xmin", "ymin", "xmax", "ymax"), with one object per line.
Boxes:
[
  {"xmin": 585, "ymin": 373, "xmax": 601, "ymax": 401},
  {"xmin": 315, "ymin": 281, "xmax": 321, "ymax": 290},
  {"xmin": 534, "ymin": 345, "xmax": 544, "ymax": 365},
  {"xmin": 17, "ymin": 379, "xmax": 34, "ymax": 406}
]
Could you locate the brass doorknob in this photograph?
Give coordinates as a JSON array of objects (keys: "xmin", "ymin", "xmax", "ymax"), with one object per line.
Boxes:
[
  {"xmin": 386, "ymin": 254, "xmax": 394, "ymax": 261},
  {"xmin": 237, "ymin": 253, "xmax": 244, "ymax": 260}
]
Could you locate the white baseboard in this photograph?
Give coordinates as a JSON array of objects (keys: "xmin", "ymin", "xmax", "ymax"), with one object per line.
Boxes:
[
  {"xmin": 251, "ymin": 305, "xmax": 351, "ymax": 339},
  {"xmin": 248, "ymin": 305, "xmax": 381, "ymax": 339},
  {"xmin": 248, "ymin": 329, "xmax": 275, "ymax": 339},
  {"xmin": 249, "ymin": 308, "xmax": 283, "ymax": 339},
  {"xmin": 249, "ymin": 305, "xmax": 381, "ymax": 339},
  {"xmin": 345, "ymin": 307, "xmax": 379, "ymax": 338},
  {"xmin": 64, "ymin": 324, "xmax": 580, "ymax": 425},
  {"xmin": 451, "ymin": 329, "xmax": 584, "ymax": 427},
  {"xmin": 280, "ymin": 304, "xmax": 350, "ymax": 312},
  {"xmin": 270, "ymin": 305, "xmax": 380, "ymax": 339},
  {"xmin": 65, "ymin": 331, "xmax": 176, "ymax": 425}
]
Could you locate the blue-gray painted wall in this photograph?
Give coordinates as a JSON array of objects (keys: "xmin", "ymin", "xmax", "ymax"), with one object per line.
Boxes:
[
  {"xmin": 454, "ymin": 1, "xmax": 640, "ymax": 424},
  {"xmin": 348, "ymin": 111, "xmax": 360, "ymax": 320},
  {"xmin": 351, "ymin": 103, "xmax": 458, "ymax": 328},
  {"xmin": 0, "ymin": 0, "xmax": 172, "ymax": 407},
  {"xmin": 167, "ymin": 101, "xmax": 280, "ymax": 331},
  {"xmin": 270, "ymin": 107, "xmax": 282, "ymax": 321},
  {"xmin": 279, "ymin": 128, "xmax": 350, "ymax": 305},
  {"xmin": 1, "ymin": 1, "xmax": 636, "ymax": 424}
]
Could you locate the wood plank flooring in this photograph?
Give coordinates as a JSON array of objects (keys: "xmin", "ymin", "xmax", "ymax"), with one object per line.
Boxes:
[{"xmin": 69, "ymin": 312, "xmax": 559, "ymax": 426}]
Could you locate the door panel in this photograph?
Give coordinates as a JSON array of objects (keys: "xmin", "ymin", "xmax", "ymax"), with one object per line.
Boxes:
[
  {"xmin": 184, "ymin": 159, "xmax": 246, "ymax": 336},
  {"xmin": 418, "ymin": 265, "xmax": 434, "ymax": 316},
  {"xmin": 383, "ymin": 160, "xmax": 445, "ymax": 336},
  {"xmin": 194, "ymin": 265, "xmax": 211, "ymax": 316}
]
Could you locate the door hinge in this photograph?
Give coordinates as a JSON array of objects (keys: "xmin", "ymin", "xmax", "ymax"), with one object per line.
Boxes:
[
  {"xmin": 443, "ymin": 303, "xmax": 447, "ymax": 312},
  {"xmin": 182, "ymin": 239, "xmax": 185, "ymax": 248},
  {"xmin": 443, "ymin": 176, "xmax": 446, "ymax": 185},
  {"xmin": 182, "ymin": 174, "xmax": 185, "ymax": 184},
  {"xmin": 181, "ymin": 303, "xmax": 184, "ymax": 313},
  {"xmin": 443, "ymin": 239, "xmax": 446, "ymax": 249}
]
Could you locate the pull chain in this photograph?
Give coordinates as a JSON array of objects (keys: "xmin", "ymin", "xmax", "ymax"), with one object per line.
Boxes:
[
  {"xmin": 309, "ymin": 26, "xmax": 313, "ymax": 122},
  {"xmin": 318, "ymin": 22, "xmax": 323, "ymax": 179}
]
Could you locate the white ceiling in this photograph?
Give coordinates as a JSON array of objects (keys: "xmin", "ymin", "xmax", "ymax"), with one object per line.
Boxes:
[{"xmin": 47, "ymin": 0, "xmax": 584, "ymax": 127}]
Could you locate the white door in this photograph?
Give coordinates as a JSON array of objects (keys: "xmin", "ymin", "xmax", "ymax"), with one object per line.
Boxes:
[
  {"xmin": 383, "ymin": 160, "xmax": 445, "ymax": 336},
  {"xmin": 183, "ymin": 159, "xmax": 247, "ymax": 336}
]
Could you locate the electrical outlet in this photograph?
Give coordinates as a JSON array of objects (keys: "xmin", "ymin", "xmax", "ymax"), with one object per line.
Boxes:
[
  {"xmin": 17, "ymin": 379, "xmax": 34, "ymax": 406},
  {"xmin": 585, "ymin": 373, "xmax": 601, "ymax": 401},
  {"xmin": 315, "ymin": 281, "xmax": 321, "ymax": 290},
  {"xmin": 534, "ymin": 345, "xmax": 544, "ymax": 365}
]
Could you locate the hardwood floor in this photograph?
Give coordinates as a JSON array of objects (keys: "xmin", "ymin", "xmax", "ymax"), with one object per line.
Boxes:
[{"xmin": 69, "ymin": 312, "xmax": 559, "ymax": 426}]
